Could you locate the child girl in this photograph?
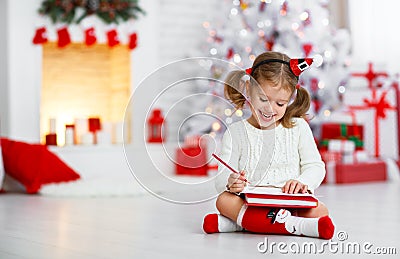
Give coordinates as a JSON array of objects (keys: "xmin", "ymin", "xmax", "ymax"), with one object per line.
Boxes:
[{"xmin": 203, "ymin": 51, "xmax": 334, "ymax": 239}]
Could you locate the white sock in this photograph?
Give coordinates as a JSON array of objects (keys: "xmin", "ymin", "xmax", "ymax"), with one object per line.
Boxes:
[
  {"xmin": 217, "ymin": 214, "xmax": 243, "ymax": 232},
  {"xmin": 275, "ymin": 209, "xmax": 319, "ymax": 237},
  {"xmin": 285, "ymin": 216, "xmax": 319, "ymax": 237},
  {"xmin": 203, "ymin": 213, "xmax": 243, "ymax": 233}
]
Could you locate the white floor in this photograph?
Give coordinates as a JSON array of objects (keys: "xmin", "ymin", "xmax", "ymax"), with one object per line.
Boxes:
[{"xmin": 1, "ymin": 182, "xmax": 399, "ymax": 259}]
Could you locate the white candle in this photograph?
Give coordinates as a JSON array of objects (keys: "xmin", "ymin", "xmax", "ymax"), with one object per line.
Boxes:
[
  {"xmin": 64, "ymin": 127, "xmax": 74, "ymax": 146},
  {"xmin": 96, "ymin": 131, "xmax": 112, "ymax": 145},
  {"xmin": 75, "ymin": 118, "xmax": 88, "ymax": 144},
  {"xmin": 80, "ymin": 132, "xmax": 94, "ymax": 145},
  {"xmin": 49, "ymin": 118, "xmax": 57, "ymax": 133}
]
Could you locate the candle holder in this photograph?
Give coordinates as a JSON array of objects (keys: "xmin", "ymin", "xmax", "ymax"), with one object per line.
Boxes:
[{"xmin": 147, "ymin": 109, "xmax": 165, "ymax": 143}]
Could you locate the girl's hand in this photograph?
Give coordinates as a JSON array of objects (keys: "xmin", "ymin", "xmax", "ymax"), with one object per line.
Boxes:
[
  {"xmin": 227, "ymin": 170, "xmax": 247, "ymax": 193},
  {"xmin": 282, "ymin": 179, "xmax": 308, "ymax": 194}
]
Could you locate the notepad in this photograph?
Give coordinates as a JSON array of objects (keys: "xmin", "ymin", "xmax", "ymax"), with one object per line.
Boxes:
[{"xmin": 241, "ymin": 186, "xmax": 318, "ymax": 208}]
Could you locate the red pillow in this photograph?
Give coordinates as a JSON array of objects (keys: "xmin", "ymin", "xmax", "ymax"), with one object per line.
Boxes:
[
  {"xmin": 0, "ymin": 139, "xmax": 4, "ymax": 191},
  {"xmin": 0, "ymin": 138, "xmax": 80, "ymax": 194}
]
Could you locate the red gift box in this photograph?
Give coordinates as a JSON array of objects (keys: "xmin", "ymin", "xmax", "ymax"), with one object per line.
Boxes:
[
  {"xmin": 324, "ymin": 161, "xmax": 387, "ymax": 184},
  {"xmin": 320, "ymin": 123, "xmax": 364, "ymax": 151},
  {"xmin": 175, "ymin": 146, "xmax": 208, "ymax": 176},
  {"xmin": 321, "ymin": 123, "xmax": 363, "ymax": 140}
]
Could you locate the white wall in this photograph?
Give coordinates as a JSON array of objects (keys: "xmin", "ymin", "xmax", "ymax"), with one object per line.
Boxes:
[
  {"xmin": 349, "ymin": 0, "xmax": 400, "ymax": 73},
  {"xmin": 10, "ymin": 0, "xmax": 44, "ymax": 142},
  {"xmin": 0, "ymin": 0, "xmax": 9, "ymax": 136},
  {"xmin": 0, "ymin": 0, "xmax": 42, "ymax": 142}
]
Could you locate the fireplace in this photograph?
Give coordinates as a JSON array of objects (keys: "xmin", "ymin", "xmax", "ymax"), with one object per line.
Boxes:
[{"xmin": 40, "ymin": 42, "xmax": 131, "ymax": 145}]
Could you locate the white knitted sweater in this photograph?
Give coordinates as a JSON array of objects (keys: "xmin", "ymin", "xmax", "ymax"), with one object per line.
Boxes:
[{"xmin": 215, "ymin": 118, "xmax": 325, "ymax": 193}]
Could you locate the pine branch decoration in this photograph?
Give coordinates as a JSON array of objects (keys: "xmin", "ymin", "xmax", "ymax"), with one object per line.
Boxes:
[{"xmin": 38, "ymin": 0, "xmax": 145, "ymax": 24}]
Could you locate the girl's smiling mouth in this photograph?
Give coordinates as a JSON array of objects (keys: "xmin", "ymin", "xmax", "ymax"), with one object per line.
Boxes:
[{"xmin": 259, "ymin": 110, "xmax": 276, "ymax": 122}]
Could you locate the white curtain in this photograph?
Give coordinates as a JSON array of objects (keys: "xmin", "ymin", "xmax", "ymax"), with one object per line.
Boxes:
[{"xmin": 349, "ymin": 0, "xmax": 400, "ymax": 73}]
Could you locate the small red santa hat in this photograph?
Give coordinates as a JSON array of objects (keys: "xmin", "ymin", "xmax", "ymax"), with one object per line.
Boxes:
[{"xmin": 289, "ymin": 54, "xmax": 323, "ymax": 76}]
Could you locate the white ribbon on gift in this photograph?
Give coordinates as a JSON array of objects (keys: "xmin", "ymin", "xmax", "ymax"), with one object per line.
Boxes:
[
  {"xmin": 342, "ymin": 150, "xmax": 369, "ymax": 164},
  {"xmin": 325, "ymin": 161, "xmax": 336, "ymax": 184},
  {"xmin": 328, "ymin": 139, "xmax": 355, "ymax": 154}
]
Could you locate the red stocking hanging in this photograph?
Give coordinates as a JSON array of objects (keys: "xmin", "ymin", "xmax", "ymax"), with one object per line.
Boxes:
[
  {"xmin": 32, "ymin": 27, "xmax": 48, "ymax": 45},
  {"xmin": 128, "ymin": 32, "xmax": 138, "ymax": 50},
  {"xmin": 81, "ymin": 16, "xmax": 97, "ymax": 47},
  {"xmin": 106, "ymin": 27, "xmax": 119, "ymax": 47},
  {"xmin": 84, "ymin": 27, "xmax": 97, "ymax": 46},
  {"xmin": 57, "ymin": 26, "xmax": 71, "ymax": 48}
]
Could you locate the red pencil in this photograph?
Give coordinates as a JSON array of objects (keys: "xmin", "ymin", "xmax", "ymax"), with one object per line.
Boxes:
[{"xmin": 212, "ymin": 153, "xmax": 249, "ymax": 183}]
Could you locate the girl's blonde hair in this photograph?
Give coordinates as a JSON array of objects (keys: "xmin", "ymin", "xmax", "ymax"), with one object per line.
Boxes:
[{"xmin": 224, "ymin": 51, "xmax": 311, "ymax": 128}]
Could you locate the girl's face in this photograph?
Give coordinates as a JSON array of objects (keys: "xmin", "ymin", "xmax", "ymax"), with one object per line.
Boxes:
[{"xmin": 247, "ymin": 81, "xmax": 292, "ymax": 130}]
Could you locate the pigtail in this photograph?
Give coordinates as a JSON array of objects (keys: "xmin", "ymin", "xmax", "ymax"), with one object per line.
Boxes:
[
  {"xmin": 281, "ymin": 86, "xmax": 311, "ymax": 128},
  {"xmin": 224, "ymin": 70, "xmax": 248, "ymax": 109}
]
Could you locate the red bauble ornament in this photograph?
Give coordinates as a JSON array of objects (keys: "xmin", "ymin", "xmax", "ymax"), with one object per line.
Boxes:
[
  {"xmin": 265, "ymin": 39, "xmax": 274, "ymax": 51},
  {"xmin": 312, "ymin": 99, "xmax": 322, "ymax": 113},
  {"xmin": 32, "ymin": 27, "xmax": 48, "ymax": 45},
  {"xmin": 302, "ymin": 43, "xmax": 313, "ymax": 57},
  {"xmin": 310, "ymin": 78, "xmax": 319, "ymax": 93},
  {"xmin": 259, "ymin": 1, "xmax": 266, "ymax": 12},
  {"xmin": 57, "ymin": 26, "xmax": 71, "ymax": 48},
  {"xmin": 214, "ymin": 35, "xmax": 223, "ymax": 43},
  {"xmin": 226, "ymin": 48, "xmax": 234, "ymax": 59}
]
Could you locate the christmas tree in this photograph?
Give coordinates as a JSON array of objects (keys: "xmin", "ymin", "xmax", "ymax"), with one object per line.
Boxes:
[{"xmin": 182, "ymin": 0, "xmax": 351, "ymax": 141}]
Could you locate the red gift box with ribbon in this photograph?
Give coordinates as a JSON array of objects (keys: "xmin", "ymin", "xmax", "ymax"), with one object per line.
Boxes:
[
  {"xmin": 319, "ymin": 123, "xmax": 364, "ymax": 151},
  {"xmin": 343, "ymin": 86, "xmax": 399, "ymax": 159},
  {"xmin": 320, "ymin": 123, "xmax": 363, "ymax": 140},
  {"xmin": 324, "ymin": 160, "xmax": 387, "ymax": 184}
]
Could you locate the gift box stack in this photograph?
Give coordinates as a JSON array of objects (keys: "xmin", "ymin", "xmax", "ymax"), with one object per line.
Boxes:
[
  {"xmin": 319, "ymin": 122, "xmax": 387, "ymax": 184},
  {"xmin": 319, "ymin": 62, "xmax": 400, "ymax": 184}
]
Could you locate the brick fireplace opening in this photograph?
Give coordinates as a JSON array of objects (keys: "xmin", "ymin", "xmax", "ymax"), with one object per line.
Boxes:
[{"xmin": 40, "ymin": 43, "xmax": 131, "ymax": 145}]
